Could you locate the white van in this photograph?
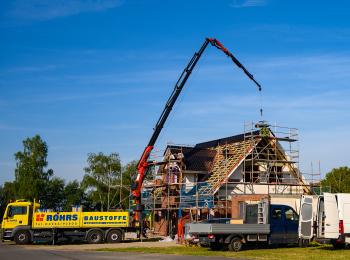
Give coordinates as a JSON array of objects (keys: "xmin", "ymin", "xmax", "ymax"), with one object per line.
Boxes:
[{"xmin": 299, "ymin": 193, "xmax": 350, "ymax": 248}]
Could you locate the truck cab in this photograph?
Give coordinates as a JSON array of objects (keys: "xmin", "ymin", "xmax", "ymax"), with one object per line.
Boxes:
[
  {"xmin": 1, "ymin": 200, "xmax": 39, "ymax": 242},
  {"xmin": 269, "ymin": 204, "xmax": 299, "ymax": 244}
]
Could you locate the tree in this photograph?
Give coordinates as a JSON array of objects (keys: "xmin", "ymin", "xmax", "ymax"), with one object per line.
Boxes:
[
  {"xmin": 63, "ymin": 180, "xmax": 86, "ymax": 211},
  {"xmin": 0, "ymin": 185, "xmax": 3, "ymax": 217},
  {"xmin": 43, "ymin": 177, "xmax": 65, "ymax": 210},
  {"xmin": 321, "ymin": 166, "xmax": 350, "ymax": 193},
  {"xmin": 0, "ymin": 182, "xmax": 17, "ymax": 217},
  {"xmin": 119, "ymin": 160, "xmax": 138, "ymax": 209},
  {"xmin": 14, "ymin": 135, "xmax": 53, "ymax": 200},
  {"xmin": 82, "ymin": 153, "xmax": 122, "ymax": 211}
]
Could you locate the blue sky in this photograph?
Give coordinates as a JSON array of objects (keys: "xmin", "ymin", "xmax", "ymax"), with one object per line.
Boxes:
[{"xmin": 1, "ymin": 0, "xmax": 350, "ymax": 184}]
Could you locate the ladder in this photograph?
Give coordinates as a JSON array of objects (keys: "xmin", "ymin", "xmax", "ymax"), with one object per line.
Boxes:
[{"xmin": 258, "ymin": 200, "xmax": 267, "ymax": 224}]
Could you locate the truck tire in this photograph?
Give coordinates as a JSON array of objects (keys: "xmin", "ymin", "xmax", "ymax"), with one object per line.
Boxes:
[
  {"xmin": 106, "ymin": 229, "xmax": 122, "ymax": 243},
  {"xmin": 228, "ymin": 237, "xmax": 243, "ymax": 252},
  {"xmin": 86, "ymin": 229, "xmax": 104, "ymax": 244},
  {"xmin": 14, "ymin": 230, "xmax": 31, "ymax": 245}
]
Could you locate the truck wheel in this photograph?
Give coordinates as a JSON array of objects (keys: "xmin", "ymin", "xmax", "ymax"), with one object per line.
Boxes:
[
  {"xmin": 228, "ymin": 237, "xmax": 243, "ymax": 252},
  {"xmin": 86, "ymin": 229, "xmax": 104, "ymax": 244},
  {"xmin": 14, "ymin": 230, "xmax": 31, "ymax": 245},
  {"xmin": 106, "ymin": 229, "xmax": 122, "ymax": 243}
]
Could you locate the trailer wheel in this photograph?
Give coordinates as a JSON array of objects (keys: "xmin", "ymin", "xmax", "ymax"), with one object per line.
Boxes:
[
  {"xmin": 228, "ymin": 237, "xmax": 243, "ymax": 252},
  {"xmin": 86, "ymin": 229, "xmax": 104, "ymax": 244},
  {"xmin": 14, "ymin": 230, "xmax": 31, "ymax": 245},
  {"xmin": 106, "ymin": 229, "xmax": 122, "ymax": 243}
]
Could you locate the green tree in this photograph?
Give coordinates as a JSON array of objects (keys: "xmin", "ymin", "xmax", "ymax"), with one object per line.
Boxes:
[
  {"xmin": 119, "ymin": 160, "xmax": 137, "ymax": 209},
  {"xmin": 82, "ymin": 153, "xmax": 122, "ymax": 211},
  {"xmin": 43, "ymin": 177, "xmax": 65, "ymax": 210},
  {"xmin": 0, "ymin": 185, "xmax": 3, "ymax": 217},
  {"xmin": 0, "ymin": 182, "xmax": 17, "ymax": 217},
  {"xmin": 321, "ymin": 166, "xmax": 350, "ymax": 193},
  {"xmin": 63, "ymin": 180, "xmax": 86, "ymax": 211},
  {"xmin": 14, "ymin": 135, "xmax": 53, "ymax": 200}
]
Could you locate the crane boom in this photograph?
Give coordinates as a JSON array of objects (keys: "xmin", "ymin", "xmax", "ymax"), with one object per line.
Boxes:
[{"xmin": 131, "ymin": 38, "xmax": 262, "ymax": 215}]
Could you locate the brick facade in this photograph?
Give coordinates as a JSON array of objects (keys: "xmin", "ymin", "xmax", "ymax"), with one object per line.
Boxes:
[{"xmin": 231, "ymin": 194, "xmax": 269, "ymax": 219}]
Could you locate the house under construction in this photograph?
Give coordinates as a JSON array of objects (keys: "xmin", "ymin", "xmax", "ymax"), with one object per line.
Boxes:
[{"xmin": 140, "ymin": 122, "xmax": 316, "ymax": 237}]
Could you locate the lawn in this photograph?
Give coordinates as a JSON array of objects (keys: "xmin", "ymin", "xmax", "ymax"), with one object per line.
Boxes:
[{"xmin": 97, "ymin": 244, "xmax": 350, "ymax": 260}]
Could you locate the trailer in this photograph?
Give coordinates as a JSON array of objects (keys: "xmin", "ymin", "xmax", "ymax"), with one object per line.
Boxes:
[
  {"xmin": 1, "ymin": 200, "xmax": 134, "ymax": 244},
  {"xmin": 299, "ymin": 193, "xmax": 350, "ymax": 249},
  {"xmin": 187, "ymin": 199, "xmax": 300, "ymax": 251}
]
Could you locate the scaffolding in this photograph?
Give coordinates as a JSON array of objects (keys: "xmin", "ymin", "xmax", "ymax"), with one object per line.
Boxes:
[
  {"xmin": 136, "ymin": 122, "xmax": 318, "ymax": 236},
  {"xmin": 303, "ymin": 161, "xmax": 330, "ymax": 195},
  {"xmin": 242, "ymin": 121, "xmax": 307, "ymax": 194}
]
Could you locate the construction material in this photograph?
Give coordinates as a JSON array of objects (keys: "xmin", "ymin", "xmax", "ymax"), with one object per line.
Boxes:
[{"xmin": 230, "ymin": 219, "xmax": 244, "ymax": 224}]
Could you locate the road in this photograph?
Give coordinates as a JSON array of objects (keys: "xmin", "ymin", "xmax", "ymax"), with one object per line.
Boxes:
[{"xmin": 0, "ymin": 241, "xmax": 240, "ymax": 260}]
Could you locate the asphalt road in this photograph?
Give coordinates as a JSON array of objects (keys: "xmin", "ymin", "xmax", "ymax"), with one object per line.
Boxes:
[{"xmin": 0, "ymin": 241, "xmax": 240, "ymax": 260}]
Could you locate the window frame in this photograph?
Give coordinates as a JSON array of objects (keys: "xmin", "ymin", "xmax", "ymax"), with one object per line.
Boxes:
[
  {"xmin": 271, "ymin": 207, "xmax": 282, "ymax": 220},
  {"xmin": 7, "ymin": 205, "xmax": 27, "ymax": 217},
  {"xmin": 285, "ymin": 207, "xmax": 299, "ymax": 222}
]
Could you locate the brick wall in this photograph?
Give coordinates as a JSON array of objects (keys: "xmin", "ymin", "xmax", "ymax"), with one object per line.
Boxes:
[{"xmin": 231, "ymin": 194, "xmax": 268, "ymax": 219}]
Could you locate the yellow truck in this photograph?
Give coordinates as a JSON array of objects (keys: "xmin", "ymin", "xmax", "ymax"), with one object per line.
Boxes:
[{"xmin": 1, "ymin": 199, "xmax": 134, "ymax": 244}]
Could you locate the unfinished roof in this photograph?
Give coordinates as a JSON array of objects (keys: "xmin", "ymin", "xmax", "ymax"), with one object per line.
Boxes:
[
  {"xmin": 165, "ymin": 132, "xmax": 258, "ymax": 175},
  {"xmin": 162, "ymin": 129, "xmax": 308, "ymax": 195},
  {"xmin": 166, "ymin": 145, "xmax": 216, "ymax": 172},
  {"xmin": 195, "ymin": 131, "xmax": 260, "ymax": 149},
  {"xmin": 195, "ymin": 133, "xmax": 246, "ymax": 149}
]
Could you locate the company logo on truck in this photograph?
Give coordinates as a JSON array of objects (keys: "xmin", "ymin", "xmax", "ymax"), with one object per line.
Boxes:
[
  {"xmin": 82, "ymin": 214, "xmax": 128, "ymax": 226},
  {"xmin": 84, "ymin": 215, "xmax": 127, "ymax": 221},
  {"xmin": 36, "ymin": 213, "xmax": 45, "ymax": 222},
  {"xmin": 46, "ymin": 214, "xmax": 78, "ymax": 221},
  {"xmin": 35, "ymin": 213, "xmax": 78, "ymax": 222}
]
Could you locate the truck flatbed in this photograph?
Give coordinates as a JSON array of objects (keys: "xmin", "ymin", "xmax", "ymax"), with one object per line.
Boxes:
[{"xmin": 188, "ymin": 223, "xmax": 270, "ymax": 235}]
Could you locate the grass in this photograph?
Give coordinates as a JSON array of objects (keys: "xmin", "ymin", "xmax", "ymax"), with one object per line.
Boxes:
[{"xmin": 96, "ymin": 244, "xmax": 350, "ymax": 260}]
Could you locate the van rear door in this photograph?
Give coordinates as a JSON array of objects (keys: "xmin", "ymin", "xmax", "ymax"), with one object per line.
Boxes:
[
  {"xmin": 335, "ymin": 194, "xmax": 350, "ymax": 235},
  {"xmin": 299, "ymin": 195, "xmax": 314, "ymax": 239},
  {"xmin": 323, "ymin": 193, "xmax": 339, "ymax": 239}
]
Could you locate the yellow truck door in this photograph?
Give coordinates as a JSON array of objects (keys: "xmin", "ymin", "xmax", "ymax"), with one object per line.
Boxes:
[{"xmin": 2, "ymin": 205, "xmax": 29, "ymax": 229}]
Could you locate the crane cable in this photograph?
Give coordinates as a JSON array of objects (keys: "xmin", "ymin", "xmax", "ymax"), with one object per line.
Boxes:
[{"xmin": 259, "ymin": 88, "xmax": 264, "ymax": 118}]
